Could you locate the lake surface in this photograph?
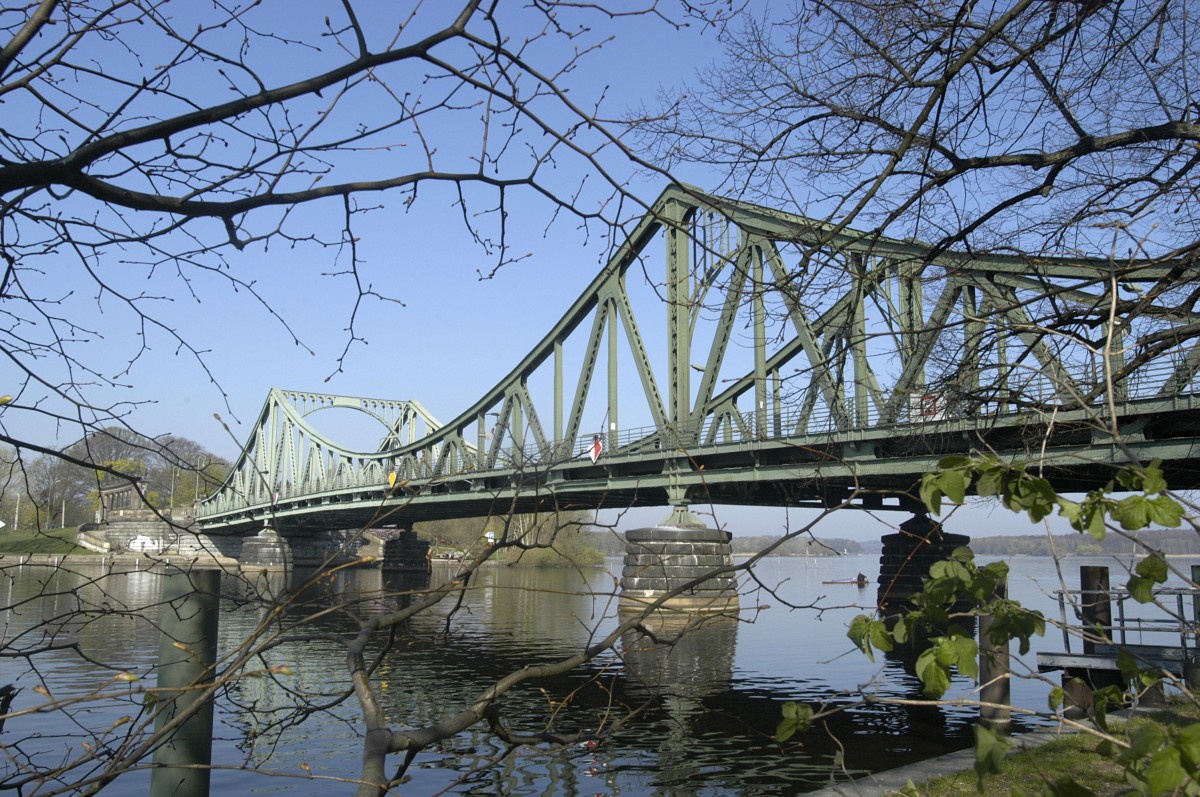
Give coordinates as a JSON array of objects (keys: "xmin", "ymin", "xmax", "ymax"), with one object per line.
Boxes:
[{"xmin": 1, "ymin": 552, "xmax": 1192, "ymax": 795}]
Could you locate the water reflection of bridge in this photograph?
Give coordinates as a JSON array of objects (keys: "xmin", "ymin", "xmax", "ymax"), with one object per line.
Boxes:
[
  {"xmin": 194, "ymin": 186, "xmax": 1200, "ymax": 571},
  {"xmin": 219, "ymin": 562, "xmax": 977, "ymax": 795}
]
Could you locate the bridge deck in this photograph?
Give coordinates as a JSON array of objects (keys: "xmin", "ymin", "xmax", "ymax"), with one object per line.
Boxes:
[{"xmin": 199, "ymin": 394, "xmax": 1200, "ymax": 534}]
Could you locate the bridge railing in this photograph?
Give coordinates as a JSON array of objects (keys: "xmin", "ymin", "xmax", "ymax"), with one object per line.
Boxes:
[
  {"xmin": 1043, "ymin": 584, "xmax": 1200, "ymax": 668},
  {"xmin": 492, "ymin": 353, "xmax": 1195, "ymax": 468},
  {"xmin": 199, "ymin": 344, "xmax": 1198, "ymax": 522}
]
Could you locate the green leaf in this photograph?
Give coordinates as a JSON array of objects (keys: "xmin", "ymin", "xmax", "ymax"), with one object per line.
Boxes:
[
  {"xmin": 847, "ymin": 614, "xmax": 893, "ymax": 661},
  {"xmin": 1135, "ymin": 552, "xmax": 1169, "ymax": 582},
  {"xmin": 950, "ymin": 546, "xmax": 976, "ymax": 564},
  {"xmin": 1025, "ymin": 477, "xmax": 1059, "ymax": 522},
  {"xmin": 1128, "ymin": 576, "xmax": 1155, "ymax": 604},
  {"xmin": 1117, "ymin": 650, "xmax": 1142, "ymax": 681},
  {"xmin": 929, "ymin": 558, "xmax": 971, "ymax": 583},
  {"xmin": 775, "ymin": 701, "xmax": 813, "ymax": 742},
  {"xmin": 976, "ymin": 467, "xmax": 1004, "ymax": 497},
  {"xmin": 847, "ymin": 614, "xmax": 872, "ymax": 659},
  {"xmin": 935, "ymin": 468, "xmax": 967, "ymax": 505},
  {"xmin": 1084, "ymin": 506, "xmax": 1108, "ymax": 541},
  {"xmin": 915, "ymin": 647, "xmax": 952, "ymax": 699},
  {"xmin": 891, "ymin": 617, "xmax": 912, "ymax": 645},
  {"xmin": 1092, "ymin": 685, "xmax": 1124, "ymax": 732},
  {"xmin": 1058, "ymin": 497, "xmax": 1081, "ymax": 524},
  {"xmin": 1116, "ymin": 650, "xmax": 1160, "ymax": 687},
  {"xmin": 974, "ymin": 724, "xmax": 1009, "ymax": 786},
  {"xmin": 1049, "ymin": 686, "xmax": 1065, "ymax": 711},
  {"xmin": 1176, "ymin": 723, "xmax": 1200, "ymax": 769},
  {"xmin": 944, "ymin": 635, "xmax": 979, "ymax": 681},
  {"xmin": 1146, "ymin": 495, "xmax": 1183, "ymax": 528},
  {"xmin": 1145, "ymin": 746, "xmax": 1186, "ymax": 795},
  {"xmin": 1140, "ymin": 463, "xmax": 1168, "ymax": 495},
  {"xmin": 869, "ymin": 620, "xmax": 894, "ymax": 655},
  {"xmin": 1112, "ymin": 495, "xmax": 1151, "ymax": 530},
  {"xmin": 1122, "ymin": 722, "xmax": 1166, "ymax": 763},
  {"xmin": 919, "ymin": 474, "xmax": 943, "ymax": 516},
  {"xmin": 1128, "ymin": 553, "xmax": 1168, "ymax": 603}
]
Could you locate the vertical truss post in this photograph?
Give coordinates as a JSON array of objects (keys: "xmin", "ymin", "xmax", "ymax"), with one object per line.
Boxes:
[
  {"xmin": 994, "ymin": 304, "xmax": 1009, "ymax": 413},
  {"xmin": 608, "ymin": 298, "xmax": 619, "ymax": 449},
  {"xmin": 666, "ymin": 199, "xmax": 692, "ymax": 444},
  {"xmin": 851, "ymin": 252, "xmax": 870, "ymax": 427},
  {"xmin": 554, "ymin": 340, "xmax": 564, "ymax": 458},
  {"xmin": 477, "ymin": 413, "xmax": 487, "ymax": 469},
  {"xmin": 963, "ymin": 285, "xmax": 982, "ymax": 402},
  {"xmin": 772, "ymin": 370, "xmax": 783, "ymax": 437},
  {"xmin": 753, "ymin": 245, "xmax": 767, "ymax": 438},
  {"xmin": 898, "ymin": 258, "xmax": 925, "ymax": 393},
  {"xmin": 512, "ymin": 390, "xmax": 524, "ymax": 462}
]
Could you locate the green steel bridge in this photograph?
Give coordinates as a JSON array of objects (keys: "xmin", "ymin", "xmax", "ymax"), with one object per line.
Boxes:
[{"xmin": 195, "ymin": 186, "xmax": 1200, "ymax": 536}]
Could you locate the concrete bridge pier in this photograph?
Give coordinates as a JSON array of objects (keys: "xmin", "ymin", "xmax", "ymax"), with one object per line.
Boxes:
[
  {"xmin": 618, "ymin": 505, "xmax": 739, "ymax": 616},
  {"xmin": 380, "ymin": 527, "xmax": 431, "ymax": 571},
  {"xmin": 876, "ymin": 512, "xmax": 969, "ymax": 613},
  {"xmin": 240, "ymin": 524, "xmax": 294, "ymax": 573}
]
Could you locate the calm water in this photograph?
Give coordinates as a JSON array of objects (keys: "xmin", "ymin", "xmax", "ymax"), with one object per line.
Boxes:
[{"xmin": 1, "ymin": 553, "xmax": 1192, "ymax": 795}]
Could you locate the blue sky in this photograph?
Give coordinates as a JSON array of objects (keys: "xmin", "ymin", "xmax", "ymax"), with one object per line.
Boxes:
[
  {"xmin": 0, "ymin": 1, "xmax": 1092, "ymax": 541},
  {"xmin": 3, "ymin": 3, "xmax": 725, "ymax": 446}
]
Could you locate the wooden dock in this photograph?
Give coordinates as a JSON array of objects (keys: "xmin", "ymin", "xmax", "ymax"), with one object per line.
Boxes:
[{"xmin": 1035, "ymin": 565, "xmax": 1200, "ymax": 714}]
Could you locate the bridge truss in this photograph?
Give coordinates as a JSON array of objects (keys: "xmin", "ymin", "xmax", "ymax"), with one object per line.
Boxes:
[{"xmin": 197, "ymin": 186, "xmax": 1200, "ymax": 534}]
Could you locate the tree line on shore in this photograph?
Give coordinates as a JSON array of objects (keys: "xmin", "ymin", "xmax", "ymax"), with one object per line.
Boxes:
[
  {"xmin": 415, "ymin": 512, "xmax": 604, "ymax": 567},
  {"xmin": 580, "ymin": 530, "xmax": 872, "ymax": 557},
  {"xmin": 579, "ymin": 526, "xmax": 1200, "ymax": 560},
  {"xmin": 964, "ymin": 528, "xmax": 1200, "ymax": 558},
  {"xmin": 0, "ymin": 428, "xmax": 229, "ymax": 531}
]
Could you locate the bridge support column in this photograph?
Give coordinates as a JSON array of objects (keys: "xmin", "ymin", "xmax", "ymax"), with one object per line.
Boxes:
[
  {"xmin": 876, "ymin": 512, "xmax": 969, "ymax": 613},
  {"xmin": 240, "ymin": 525, "xmax": 294, "ymax": 572},
  {"xmin": 380, "ymin": 529, "xmax": 430, "ymax": 571},
  {"xmin": 619, "ymin": 508, "xmax": 739, "ymax": 616}
]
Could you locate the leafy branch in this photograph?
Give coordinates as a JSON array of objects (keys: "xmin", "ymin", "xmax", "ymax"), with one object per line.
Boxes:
[{"xmin": 919, "ymin": 455, "xmax": 1183, "ymax": 603}]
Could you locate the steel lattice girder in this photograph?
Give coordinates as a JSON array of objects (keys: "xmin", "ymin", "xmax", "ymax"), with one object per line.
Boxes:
[{"xmin": 197, "ymin": 186, "xmax": 1200, "ymax": 533}]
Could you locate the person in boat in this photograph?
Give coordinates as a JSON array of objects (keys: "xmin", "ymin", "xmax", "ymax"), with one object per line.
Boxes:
[{"xmin": 856, "ymin": 572, "xmax": 867, "ymax": 584}]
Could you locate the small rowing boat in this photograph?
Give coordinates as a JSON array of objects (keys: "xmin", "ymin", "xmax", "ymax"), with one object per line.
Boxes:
[{"xmin": 822, "ymin": 579, "xmax": 869, "ymax": 586}]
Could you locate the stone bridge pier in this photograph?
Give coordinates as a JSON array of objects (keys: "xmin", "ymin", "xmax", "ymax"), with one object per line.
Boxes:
[
  {"xmin": 240, "ymin": 525, "xmax": 294, "ymax": 572},
  {"xmin": 618, "ymin": 506, "xmax": 739, "ymax": 616},
  {"xmin": 876, "ymin": 512, "xmax": 970, "ymax": 614},
  {"xmin": 237, "ymin": 526, "xmax": 403, "ymax": 572},
  {"xmin": 378, "ymin": 528, "xmax": 431, "ymax": 571}
]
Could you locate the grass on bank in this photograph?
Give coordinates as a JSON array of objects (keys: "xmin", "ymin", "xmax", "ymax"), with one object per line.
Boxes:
[
  {"xmin": 0, "ymin": 525, "xmax": 92, "ymax": 555},
  {"xmin": 892, "ymin": 704, "xmax": 1200, "ymax": 797}
]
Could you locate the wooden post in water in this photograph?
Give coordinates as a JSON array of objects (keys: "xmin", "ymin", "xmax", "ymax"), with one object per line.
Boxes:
[
  {"xmin": 1080, "ymin": 566, "xmax": 1112, "ymax": 654},
  {"xmin": 1189, "ymin": 565, "xmax": 1200, "ymax": 689},
  {"xmin": 151, "ymin": 567, "xmax": 220, "ymax": 797},
  {"xmin": 979, "ymin": 573, "xmax": 1011, "ymax": 734}
]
